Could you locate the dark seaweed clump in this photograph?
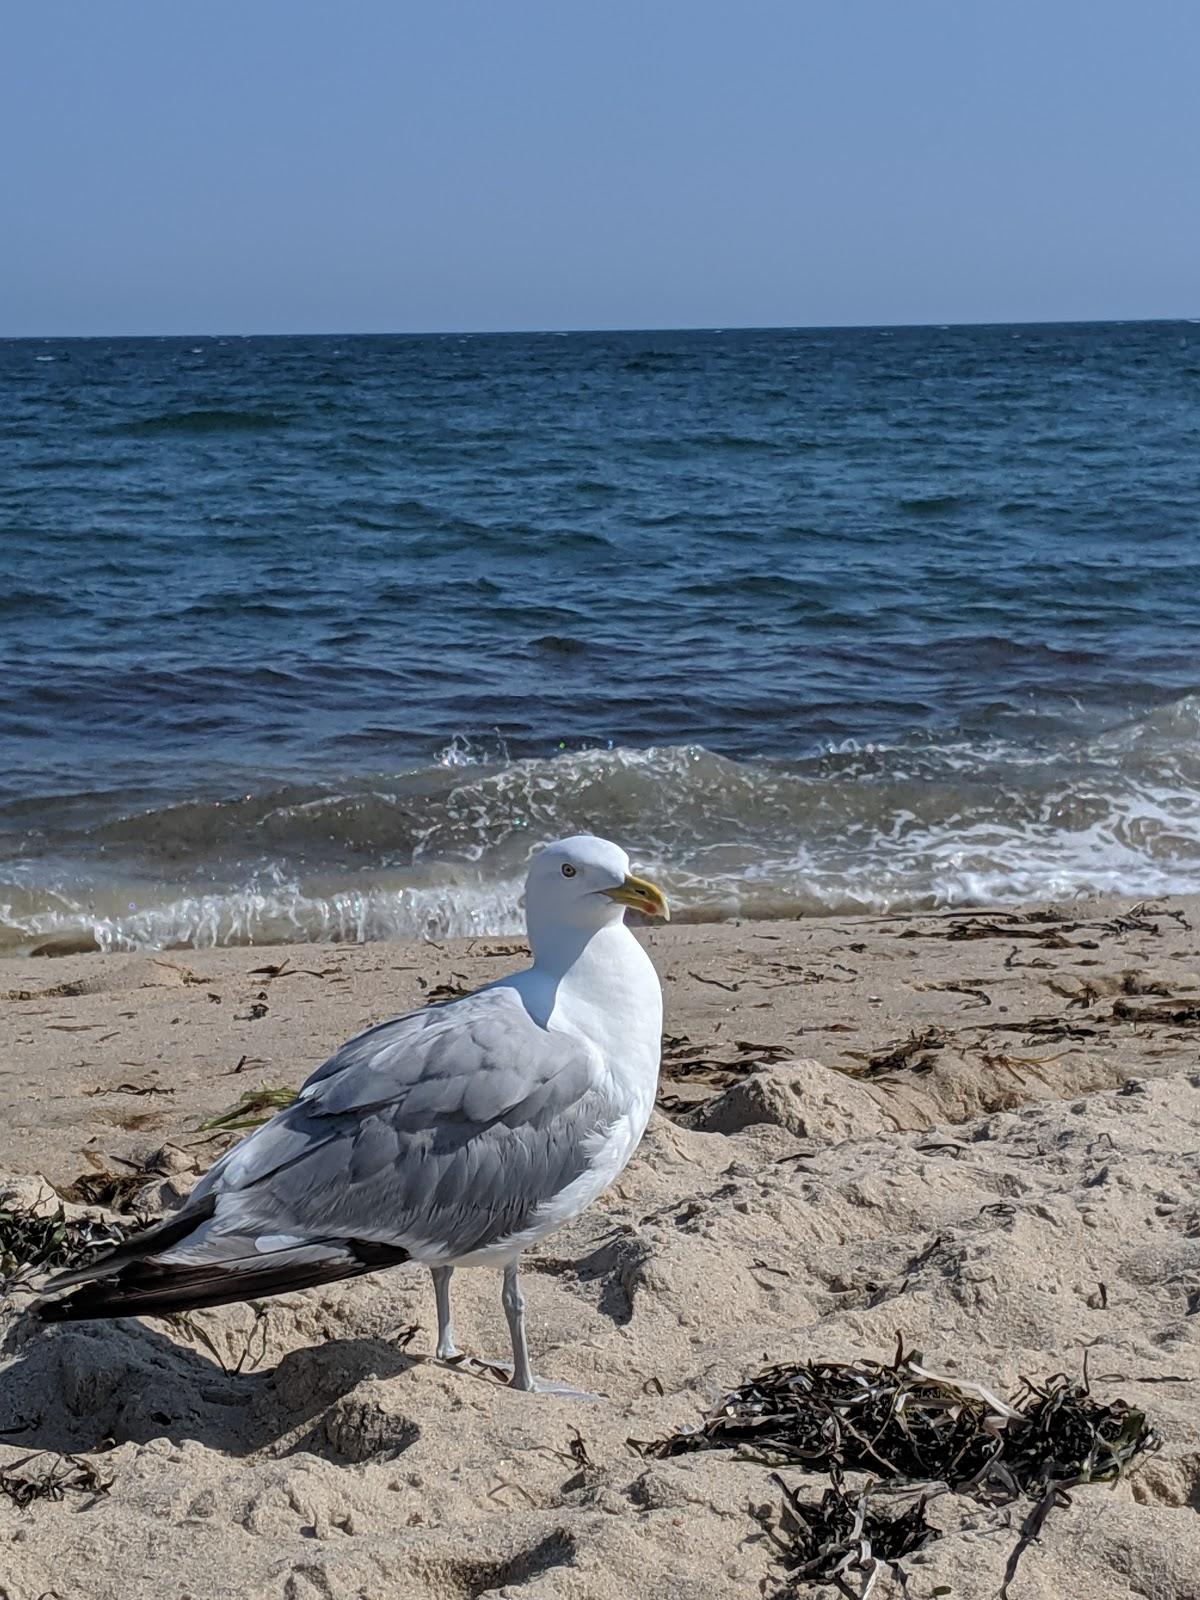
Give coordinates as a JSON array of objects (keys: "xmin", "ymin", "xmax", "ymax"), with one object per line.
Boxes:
[
  {"xmin": 0, "ymin": 1201, "xmax": 127, "ymax": 1287},
  {"xmin": 756, "ymin": 1467, "xmax": 939, "ymax": 1597},
  {"xmin": 638, "ymin": 1339, "xmax": 1159, "ymax": 1593},
  {"xmin": 0, "ymin": 1451, "xmax": 111, "ymax": 1509}
]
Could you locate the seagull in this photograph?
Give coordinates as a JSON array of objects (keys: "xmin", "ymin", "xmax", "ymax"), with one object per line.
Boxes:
[{"xmin": 35, "ymin": 835, "xmax": 668, "ymax": 1393}]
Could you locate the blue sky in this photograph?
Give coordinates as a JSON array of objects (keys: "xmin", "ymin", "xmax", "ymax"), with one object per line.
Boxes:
[{"xmin": 3, "ymin": 1, "xmax": 1198, "ymax": 335}]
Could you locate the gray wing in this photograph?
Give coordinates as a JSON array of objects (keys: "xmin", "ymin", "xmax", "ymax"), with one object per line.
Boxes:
[{"xmin": 191, "ymin": 985, "xmax": 617, "ymax": 1260}]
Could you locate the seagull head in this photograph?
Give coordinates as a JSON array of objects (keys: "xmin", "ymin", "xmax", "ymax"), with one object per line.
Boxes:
[{"xmin": 524, "ymin": 835, "xmax": 669, "ymax": 938}]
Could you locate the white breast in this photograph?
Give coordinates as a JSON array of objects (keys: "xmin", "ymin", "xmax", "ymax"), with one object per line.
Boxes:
[
  {"xmin": 549, "ymin": 921, "xmax": 663, "ymax": 1125},
  {"xmin": 460, "ymin": 920, "xmax": 663, "ymax": 1268}
]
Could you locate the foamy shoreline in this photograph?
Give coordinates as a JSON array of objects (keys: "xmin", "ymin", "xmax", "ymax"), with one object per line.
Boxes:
[{"xmin": 7, "ymin": 695, "xmax": 1200, "ymax": 959}]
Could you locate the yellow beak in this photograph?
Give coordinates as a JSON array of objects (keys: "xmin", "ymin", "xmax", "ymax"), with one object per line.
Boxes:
[{"xmin": 602, "ymin": 872, "xmax": 670, "ymax": 921}]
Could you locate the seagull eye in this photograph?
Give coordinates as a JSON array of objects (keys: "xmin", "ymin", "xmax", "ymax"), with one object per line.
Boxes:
[{"xmin": 561, "ymin": 863, "xmax": 577, "ymax": 878}]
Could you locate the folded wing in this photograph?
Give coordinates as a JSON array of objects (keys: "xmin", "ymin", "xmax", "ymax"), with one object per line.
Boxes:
[{"xmin": 37, "ymin": 986, "xmax": 615, "ymax": 1321}]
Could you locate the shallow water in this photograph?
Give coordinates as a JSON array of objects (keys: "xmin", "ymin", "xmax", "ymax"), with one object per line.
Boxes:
[{"xmin": 3, "ymin": 323, "xmax": 1199, "ymax": 953}]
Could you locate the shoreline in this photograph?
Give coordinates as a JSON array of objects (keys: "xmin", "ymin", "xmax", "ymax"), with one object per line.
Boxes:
[
  {"xmin": 8, "ymin": 691, "xmax": 1200, "ymax": 962},
  {"xmin": 8, "ymin": 879, "xmax": 1200, "ymax": 962}
]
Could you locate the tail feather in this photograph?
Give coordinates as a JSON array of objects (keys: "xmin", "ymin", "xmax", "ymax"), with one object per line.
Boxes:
[
  {"xmin": 39, "ymin": 1195, "xmax": 219, "ymax": 1292},
  {"xmin": 35, "ymin": 1218, "xmax": 410, "ymax": 1322}
]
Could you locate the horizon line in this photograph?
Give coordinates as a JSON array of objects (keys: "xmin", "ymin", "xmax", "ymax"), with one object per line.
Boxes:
[{"xmin": 3, "ymin": 313, "xmax": 1198, "ymax": 342}]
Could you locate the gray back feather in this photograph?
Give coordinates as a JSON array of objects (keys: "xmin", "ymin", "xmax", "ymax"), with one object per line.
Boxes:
[{"xmin": 196, "ymin": 985, "xmax": 618, "ymax": 1260}]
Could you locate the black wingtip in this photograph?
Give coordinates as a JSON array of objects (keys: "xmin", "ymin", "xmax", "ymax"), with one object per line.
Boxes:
[
  {"xmin": 32, "ymin": 1294, "xmax": 78, "ymax": 1323},
  {"xmin": 38, "ymin": 1194, "xmax": 218, "ymax": 1296},
  {"xmin": 32, "ymin": 1236, "xmax": 411, "ymax": 1323},
  {"xmin": 32, "ymin": 1278, "xmax": 142, "ymax": 1322}
]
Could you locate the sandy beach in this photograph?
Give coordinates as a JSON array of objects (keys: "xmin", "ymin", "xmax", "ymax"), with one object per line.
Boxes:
[{"xmin": 2, "ymin": 895, "xmax": 1199, "ymax": 1599}]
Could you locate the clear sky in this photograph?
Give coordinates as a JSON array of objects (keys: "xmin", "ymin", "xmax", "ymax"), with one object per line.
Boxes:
[{"xmin": 4, "ymin": 1, "xmax": 1198, "ymax": 336}]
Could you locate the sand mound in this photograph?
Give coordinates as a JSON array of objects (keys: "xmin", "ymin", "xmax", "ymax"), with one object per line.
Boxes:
[{"xmin": 693, "ymin": 1057, "xmax": 886, "ymax": 1139}]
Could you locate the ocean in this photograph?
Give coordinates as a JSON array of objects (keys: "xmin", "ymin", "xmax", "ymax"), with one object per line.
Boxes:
[{"xmin": 3, "ymin": 322, "xmax": 1199, "ymax": 956}]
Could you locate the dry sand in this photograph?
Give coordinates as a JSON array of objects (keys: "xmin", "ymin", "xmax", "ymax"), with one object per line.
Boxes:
[{"xmin": 1, "ymin": 896, "xmax": 1199, "ymax": 1599}]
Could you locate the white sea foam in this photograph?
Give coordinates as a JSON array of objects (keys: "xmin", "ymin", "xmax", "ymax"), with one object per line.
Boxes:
[
  {"xmin": 4, "ymin": 700, "xmax": 1200, "ymax": 955},
  {"xmin": 0, "ymin": 875, "xmax": 527, "ymax": 956}
]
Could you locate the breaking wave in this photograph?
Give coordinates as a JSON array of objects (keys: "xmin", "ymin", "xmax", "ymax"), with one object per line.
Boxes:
[{"xmin": 3, "ymin": 697, "xmax": 1200, "ymax": 956}]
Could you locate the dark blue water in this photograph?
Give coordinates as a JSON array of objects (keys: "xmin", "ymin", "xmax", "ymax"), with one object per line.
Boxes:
[{"xmin": 3, "ymin": 323, "xmax": 1200, "ymax": 953}]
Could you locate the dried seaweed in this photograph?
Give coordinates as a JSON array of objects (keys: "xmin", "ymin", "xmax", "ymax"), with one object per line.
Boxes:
[
  {"xmin": 977, "ymin": 1013, "xmax": 1100, "ymax": 1043},
  {"xmin": 656, "ymin": 1035, "xmax": 809, "ymax": 1119},
  {"xmin": 898, "ymin": 900, "xmax": 1191, "ymax": 949},
  {"xmin": 660, "ymin": 1039, "xmax": 749, "ymax": 1084},
  {"xmin": 841, "ymin": 1028, "xmax": 946, "ymax": 1079},
  {"xmin": 915, "ymin": 980, "xmax": 992, "ymax": 1008},
  {"xmin": 900, "ymin": 916, "xmax": 1092, "ymax": 947},
  {"xmin": 1111, "ymin": 997, "xmax": 1200, "ymax": 1027},
  {"xmin": 688, "ymin": 970, "xmax": 741, "ymax": 991},
  {"xmin": 463, "ymin": 939, "xmax": 528, "ymax": 958},
  {"xmin": 643, "ymin": 1342, "xmax": 1155, "ymax": 1494},
  {"xmin": 247, "ymin": 957, "xmax": 328, "ymax": 981},
  {"xmin": 655, "ymin": 1033, "xmax": 789, "ymax": 1117},
  {"xmin": 758, "ymin": 1468, "xmax": 939, "ymax": 1598},
  {"xmin": 197, "ymin": 1084, "xmax": 298, "ymax": 1133},
  {"xmin": 0, "ymin": 1202, "xmax": 126, "ymax": 1285},
  {"xmin": 419, "ymin": 975, "xmax": 472, "ymax": 1003},
  {"xmin": 167, "ymin": 1305, "xmax": 270, "ymax": 1374},
  {"xmin": 57, "ymin": 1148, "xmax": 171, "ymax": 1214},
  {"xmin": 639, "ymin": 1341, "xmax": 1158, "ymax": 1593},
  {"xmin": 0, "ymin": 1451, "xmax": 111, "ymax": 1510},
  {"xmin": 639, "ymin": 1343, "xmax": 1001, "ymax": 1480},
  {"xmin": 1099, "ymin": 901, "xmax": 1193, "ymax": 937},
  {"xmin": 82, "ymin": 1081, "xmax": 174, "ymax": 1098}
]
